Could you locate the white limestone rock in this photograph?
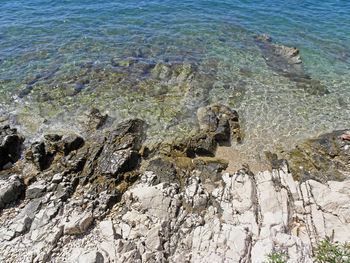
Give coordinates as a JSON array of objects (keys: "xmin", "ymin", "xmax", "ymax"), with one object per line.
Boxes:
[
  {"xmin": 2, "ymin": 164, "xmax": 350, "ymax": 263},
  {"xmin": 63, "ymin": 212, "xmax": 94, "ymax": 235}
]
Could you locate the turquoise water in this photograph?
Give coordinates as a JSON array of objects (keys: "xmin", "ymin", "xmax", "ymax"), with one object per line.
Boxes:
[{"xmin": 1, "ymin": 0, "xmax": 350, "ymax": 159}]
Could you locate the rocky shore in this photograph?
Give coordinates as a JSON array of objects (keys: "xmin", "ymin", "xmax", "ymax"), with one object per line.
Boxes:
[{"xmin": 0, "ymin": 105, "xmax": 349, "ymax": 263}]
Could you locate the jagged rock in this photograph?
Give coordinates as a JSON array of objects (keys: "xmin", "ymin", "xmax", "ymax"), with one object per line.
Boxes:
[
  {"xmin": 126, "ymin": 181, "xmax": 179, "ymax": 222},
  {"xmin": 193, "ymin": 157, "xmax": 228, "ymax": 182},
  {"xmin": 25, "ymin": 141, "xmax": 51, "ymax": 171},
  {"xmin": 17, "ymin": 198, "xmax": 42, "ymax": 220},
  {"xmin": 80, "ymin": 134, "xmax": 106, "ymax": 179},
  {"xmin": 197, "ymin": 104, "xmax": 241, "ymax": 145},
  {"xmin": 145, "ymin": 226, "xmax": 163, "ymax": 251},
  {"xmin": 63, "ymin": 212, "xmax": 94, "ymax": 235},
  {"xmin": 0, "ymin": 174, "xmax": 25, "ymax": 209},
  {"xmin": 0, "ymin": 125, "xmax": 24, "ymax": 170},
  {"xmin": 51, "ymin": 173, "xmax": 63, "ymax": 183},
  {"xmin": 140, "ymin": 104, "xmax": 241, "ymax": 160},
  {"xmin": 93, "ymin": 191, "xmax": 120, "ymax": 219},
  {"xmin": 58, "ymin": 166, "xmax": 346, "ymax": 263},
  {"xmin": 0, "ymin": 229, "xmax": 15, "ymax": 241},
  {"xmin": 78, "ymin": 250, "xmax": 105, "ymax": 263},
  {"xmin": 3, "ymin": 154, "xmax": 348, "ymax": 263},
  {"xmin": 280, "ymin": 129, "xmax": 350, "ymax": 182},
  {"xmin": 65, "ymin": 146, "xmax": 88, "ymax": 173},
  {"xmin": 10, "ymin": 215, "xmax": 32, "ymax": 234},
  {"xmin": 254, "ymin": 34, "xmax": 329, "ymax": 95},
  {"xmin": 146, "ymin": 158, "xmax": 178, "ymax": 184},
  {"xmin": 97, "ymin": 149, "xmax": 138, "ymax": 176},
  {"xmin": 55, "ymin": 179, "xmax": 78, "ymax": 201},
  {"xmin": 30, "ymin": 201, "xmax": 61, "ymax": 230},
  {"xmin": 214, "ymin": 118, "xmax": 230, "ymax": 141},
  {"xmin": 60, "ymin": 134, "xmax": 85, "ymax": 155},
  {"xmin": 29, "ymin": 225, "xmax": 64, "ymax": 263},
  {"xmin": 197, "ymin": 107, "xmax": 218, "ymax": 131},
  {"xmin": 190, "ymin": 132, "xmax": 217, "ymax": 156},
  {"xmin": 3, "ymin": 108, "xmax": 350, "ymax": 263},
  {"xmin": 26, "ymin": 180, "xmax": 46, "ymax": 199},
  {"xmin": 5, "ymin": 198, "xmax": 42, "ymax": 239},
  {"xmin": 44, "ymin": 133, "xmax": 62, "ymax": 142},
  {"xmin": 94, "ymin": 119, "xmax": 144, "ymax": 177},
  {"xmin": 25, "ymin": 133, "xmax": 84, "ymax": 171}
]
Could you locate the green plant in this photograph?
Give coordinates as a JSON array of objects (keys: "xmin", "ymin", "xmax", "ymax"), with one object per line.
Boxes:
[
  {"xmin": 263, "ymin": 249, "xmax": 289, "ymax": 263},
  {"xmin": 313, "ymin": 241, "xmax": 350, "ymax": 263}
]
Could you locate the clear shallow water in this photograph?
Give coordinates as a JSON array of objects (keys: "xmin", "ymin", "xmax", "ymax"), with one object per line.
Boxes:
[{"xmin": 0, "ymin": 0, "xmax": 350, "ymax": 160}]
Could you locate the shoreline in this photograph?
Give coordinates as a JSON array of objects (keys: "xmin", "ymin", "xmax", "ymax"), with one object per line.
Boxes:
[
  {"xmin": 1, "ymin": 2, "xmax": 350, "ymax": 261},
  {"xmin": 1, "ymin": 105, "xmax": 350, "ymax": 262},
  {"xmin": 215, "ymin": 145, "xmax": 268, "ymax": 174},
  {"xmin": 1, "ymin": 32, "xmax": 350, "ymax": 163}
]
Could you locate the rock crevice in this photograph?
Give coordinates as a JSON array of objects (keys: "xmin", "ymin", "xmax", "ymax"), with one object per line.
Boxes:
[{"xmin": 0, "ymin": 107, "xmax": 349, "ymax": 262}]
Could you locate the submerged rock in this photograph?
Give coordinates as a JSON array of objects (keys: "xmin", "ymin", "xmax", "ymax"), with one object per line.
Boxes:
[
  {"xmin": 254, "ymin": 34, "xmax": 329, "ymax": 95},
  {"xmin": 78, "ymin": 108, "xmax": 108, "ymax": 134},
  {"xmin": 19, "ymin": 66, "xmax": 60, "ymax": 98},
  {"xmin": 18, "ymin": 85, "xmax": 34, "ymax": 98}
]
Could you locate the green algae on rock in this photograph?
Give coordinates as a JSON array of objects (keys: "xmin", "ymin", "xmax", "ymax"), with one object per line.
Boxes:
[
  {"xmin": 12, "ymin": 104, "xmax": 240, "ymax": 212},
  {"xmin": 2, "ymin": 105, "xmax": 350, "ymax": 262},
  {"xmin": 254, "ymin": 34, "xmax": 329, "ymax": 96},
  {"xmin": 274, "ymin": 130, "xmax": 350, "ymax": 182}
]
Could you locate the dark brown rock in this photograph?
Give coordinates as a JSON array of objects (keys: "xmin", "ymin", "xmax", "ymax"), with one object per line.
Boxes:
[
  {"xmin": 26, "ymin": 133, "xmax": 84, "ymax": 171},
  {"xmin": 193, "ymin": 157, "xmax": 228, "ymax": 182},
  {"xmin": 189, "ymin": 133, "xmax": 217, "ymax": 157},
  {"xmin": 60, "ymin": 135, "xmax": 84, "ymax": 155},
  {"xmin": 146, "ymin": 157, "xmax": 178, "ymax": 184},
  {"xmin": 86, "ymin": 119, "xmax": 145, "ymax": 178},
  {"xmin": 25, "ymin": 142, "xmax": 51, "ymax": 171},
  {"xmin": 280, "ymin": 129, "xmax": 350, "ymax": 182},
  {"xmin": 197, "ymin": 104, "xmax": 242, "ymax": 145},
  {"xmin": 0, "ymin": 126, "xmax": 24, "ymax": 170}
]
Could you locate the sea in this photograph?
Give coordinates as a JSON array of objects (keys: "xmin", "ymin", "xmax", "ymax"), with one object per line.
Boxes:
[{"xmin": 1, "ymin": 0, "xmax": 350, "ymax": 160}]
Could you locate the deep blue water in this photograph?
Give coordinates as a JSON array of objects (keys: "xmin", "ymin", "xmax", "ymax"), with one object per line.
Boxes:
[{"xmin": 1, "ymin": 0, "xmax": 350, "ymax": 156}]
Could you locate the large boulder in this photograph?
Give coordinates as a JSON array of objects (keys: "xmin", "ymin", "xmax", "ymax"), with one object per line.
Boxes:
[{"xmin": 92, "ymin": 119, "xmax": 145, "ymax": 177}]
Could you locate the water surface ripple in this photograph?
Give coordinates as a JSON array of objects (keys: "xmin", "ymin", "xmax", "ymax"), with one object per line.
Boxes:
[{"xmin": 1, "ymin": 0, "xmax": 349, "ymax": 160}]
